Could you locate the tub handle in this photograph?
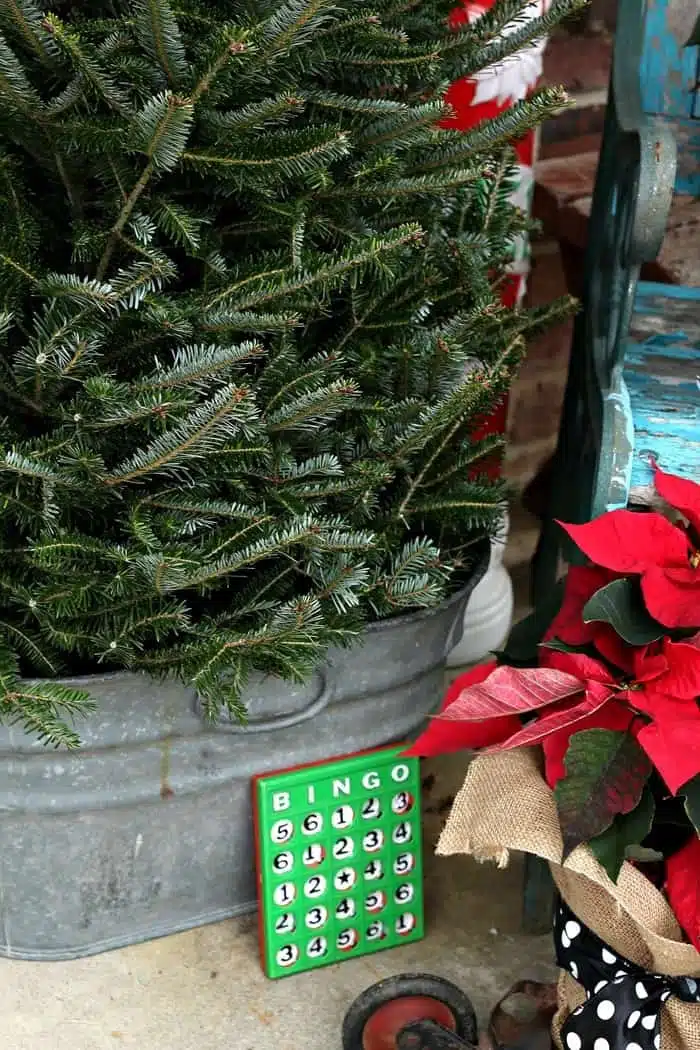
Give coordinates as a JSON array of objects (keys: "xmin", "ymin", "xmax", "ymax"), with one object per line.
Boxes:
[
  {"xmin": 443, "ymin": 605, "xmax": 466, "ymax": 657},
  {"xmin": 198, "ymin": 670, "xmax": 334, "ymax": 734}
]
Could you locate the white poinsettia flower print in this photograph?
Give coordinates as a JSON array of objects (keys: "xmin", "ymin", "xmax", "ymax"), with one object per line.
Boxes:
[{"xmin": 468, "ymin": 0, "xmax": 553, "ymax": 106}]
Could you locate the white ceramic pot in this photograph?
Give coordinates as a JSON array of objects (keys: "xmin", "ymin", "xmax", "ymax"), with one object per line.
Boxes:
[{"xmin": 446, "ymin": 509, "xmax": 514, "ymax": 667}]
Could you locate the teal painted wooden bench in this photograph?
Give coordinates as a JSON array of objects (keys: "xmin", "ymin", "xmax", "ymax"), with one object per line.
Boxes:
[{"xmin": 525, "ymin": 0, "xmax": 699, "ymax": 934}]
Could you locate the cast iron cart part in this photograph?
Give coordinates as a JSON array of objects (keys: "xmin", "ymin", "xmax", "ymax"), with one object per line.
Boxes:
[{"xmin": 342, "ymin": 973, "xmax": 478, "ymax": 1050}]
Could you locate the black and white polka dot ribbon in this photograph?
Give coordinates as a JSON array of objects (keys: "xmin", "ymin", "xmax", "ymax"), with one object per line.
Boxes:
[{"xmin": 555, "ymin": 898, "xmax": 700, "ymax": 1050}]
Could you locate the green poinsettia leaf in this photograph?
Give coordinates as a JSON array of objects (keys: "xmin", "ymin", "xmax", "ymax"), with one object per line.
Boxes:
[
  {"xmin": 589, "ymin": 786, "xmax": 656, "ymax": 882},
  {"xmin": 554, "ymin": 729, "xmax": 653, "ymax": 858},
  {"xmin": 540, "ymin": 638, "xmax": 595, "ymax": 656},
  {"xmin": 495, "ymin": 579, "xmax": 564, "ymax": 666},
  {"xmin": 582, "ymin": 577, "xmax": 665, "ymax": 645},
  {"xmin": 681, "ymin": 774, "xmax": 700, "ymax": 835}
]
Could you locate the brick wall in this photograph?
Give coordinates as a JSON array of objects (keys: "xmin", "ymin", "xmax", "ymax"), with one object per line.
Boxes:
[
  {"xmin": 504, "ymin": 19, "xmax": 613, "ymax": 491},
  {"xmin": 504, "ymin": 239, "xmax": 573, "ymax": 488}
]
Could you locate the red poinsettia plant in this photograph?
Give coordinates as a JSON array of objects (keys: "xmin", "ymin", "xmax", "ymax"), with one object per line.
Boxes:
[{"xmin": 408, "ymin": 464, "xmax": 700, "ymax": 950}]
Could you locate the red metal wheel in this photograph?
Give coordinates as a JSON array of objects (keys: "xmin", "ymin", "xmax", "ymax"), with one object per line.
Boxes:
[
  {"xmin": 361, "ymin": 994, "xmax": 458, "ymax": 1050},
  {"xmin": 342, "ymin": 974, "xmax": 477, "ymax": 1050}
]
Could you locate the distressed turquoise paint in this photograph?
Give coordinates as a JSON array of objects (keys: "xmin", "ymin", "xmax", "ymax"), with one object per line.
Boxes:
[
  {"xmin": 624, "ymin": 281, "xmax": 700, "ymax": 494},
  {"xmin": 641, "ymin": 0, "xmax": 700, "ymax": 195},
  {"xmin": 634, "ymin": 280, "xmax": 700, "ymax": 301}
]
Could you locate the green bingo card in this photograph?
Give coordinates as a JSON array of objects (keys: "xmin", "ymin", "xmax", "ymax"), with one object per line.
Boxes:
[{"xmin": 253, "ymin": 744, "xmax": 424, "ymax": 979}]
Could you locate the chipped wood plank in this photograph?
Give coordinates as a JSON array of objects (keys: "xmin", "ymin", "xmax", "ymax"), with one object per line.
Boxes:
[
  {"xmin": 651, "ymin": 194, "xmax": 700, "ymax": 286},
  {"xmin": 549, "ymin": 193, "xmax": 700, "ymax": 285}
]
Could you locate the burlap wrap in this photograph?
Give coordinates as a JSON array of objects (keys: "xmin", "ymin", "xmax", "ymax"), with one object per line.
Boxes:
[{"xmin": 436, "ymin": 748, "xmax": 700, "ymax": 1050}]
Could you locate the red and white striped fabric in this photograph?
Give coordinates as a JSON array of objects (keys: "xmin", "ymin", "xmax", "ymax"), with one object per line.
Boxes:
[
  {"xmin": 443, "ymin": 0, "xmax": 551, "ymax": 306},
  {"xmin": 445, "ymin": 2, "xmax": 551, "ymax": 664},
  {"xmin": 445, "ymin": 0, "xmax": 551, "ymax": 466}
]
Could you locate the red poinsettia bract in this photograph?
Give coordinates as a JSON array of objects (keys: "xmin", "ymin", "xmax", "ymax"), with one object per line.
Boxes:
[
  {"xmin": 541, "ymin": 562, "xmax": 638, "ymax": 673},
  {"xmin": 408, "ymin": 466, "xmax": 700, "ymax": 946},
  {"xmin": 403, "ymin": 662, "xmax": 521, "ymax": 758},
  {"xmin": 560, "ymin": 465, "xmax": 700, "ymax": 629},
  {"xmin": 539, "ymin": 644, "xmax": 700, "ymax": 792},
  {"xmin": 543, "ymin": 564, "xmax": 621, "ymax": 647},
  {"xmin": 666, "ymin": 836, "xmax": 700, "ymax": 951},
  {"xmin": 413, "ymin": 641, "xmax": 700, "ymax": 795},
  {"xmin": 431, "ymin": 655, "xmax": 610, "ymax": 753},
  {"xmin": 544, "ymin": 637, "xmax": 700, "ymax": 788}
]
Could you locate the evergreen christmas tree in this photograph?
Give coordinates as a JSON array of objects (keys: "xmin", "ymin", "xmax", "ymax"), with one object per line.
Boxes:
[{"xmin": 0, "ymin": 0, "xmax": 577, "ymax": 745}]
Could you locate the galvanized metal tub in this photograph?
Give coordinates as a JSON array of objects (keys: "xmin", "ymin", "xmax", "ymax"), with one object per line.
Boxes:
[{"xmin": 0, "ymin": 545, "xmax": 487, "ymax": 960}]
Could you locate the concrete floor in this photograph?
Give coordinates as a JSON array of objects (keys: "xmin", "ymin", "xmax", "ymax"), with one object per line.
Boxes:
[{"xmin": 0, "ymin": 751, "xmax": 556, "ymax": 1050}]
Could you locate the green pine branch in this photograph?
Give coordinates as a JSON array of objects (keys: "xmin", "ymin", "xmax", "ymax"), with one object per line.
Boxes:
[
  {"xmin": 42, "ymin": 14, "xmax": 132, "ymax": 116},
  {"xmin": 459, "ymin": 0, "xmax": 588, "ymax": 77},
  {"xmin": 182, "ymin": 126, "xmax": 351, "ymax": 181},
  {"xmin": 139, "ymin": 341, "xmax": 265, "ymax": 391},
  {"xmin": 133, "ymin": 0, "xmax": 187, "ymax": 88},
  {"xmin": 103, "ymin": 383, "xmax": 261, "ymax": 486},
  {"xmin": 0, "ymin": 29, "xmax": 42, "ymax": 114},
  {"xmin": 0, "ymin": 640, "xmax": 93, "ymax": 747},
  {"xmin": 0, "ymin": 0, "xmax": 575, "ymax": 740},
  {"xmin": 414, "ymin": 88, "xmax": 570, "ymax": 172},
  {"xmin": 210, "ymin": 225, "xmax": 424, "ymax": 310},
  {"xmin": 0, "ymin": 0, "xmax": 58, "ymax": 65},
  {"xmin": 261, "ymin": 0, "xmax": 339, "ymax": 57}
]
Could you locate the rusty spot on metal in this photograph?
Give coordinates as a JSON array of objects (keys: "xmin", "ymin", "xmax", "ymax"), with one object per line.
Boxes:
[{"xmin": 159, "ymin": 737, "xmax": 174, "ymax": 800}]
